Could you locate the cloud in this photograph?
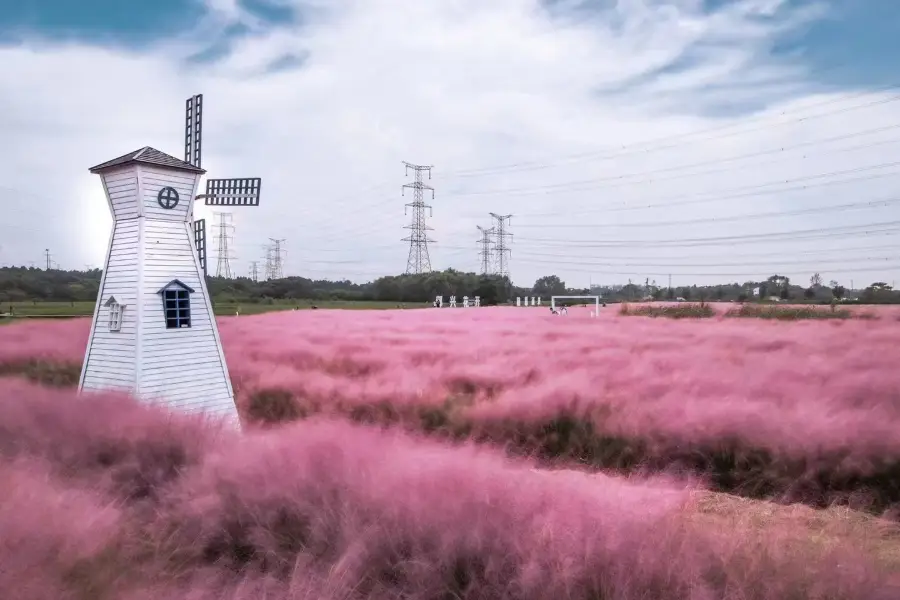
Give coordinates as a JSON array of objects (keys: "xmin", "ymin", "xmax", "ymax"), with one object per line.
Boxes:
[{"xmin": 1, "ymin": 0, "xmax": 898, "ymax": 288}]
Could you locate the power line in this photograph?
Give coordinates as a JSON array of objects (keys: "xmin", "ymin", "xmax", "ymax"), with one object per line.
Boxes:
[
  {"xmin": 516, "ymin": 254, "xmax": 899, "ymax": 269},
  {"xmin": 489, "ymin": 213, "xmax": 513, "ymax": 278},
  {"xmin": 515, "ymin": 220, "xmax": 900, "ymax": 248},
  {"xmin": 451, "ymin": 157, "xmax": 900, "ymax": 200},
  {"xmin": 401, "ymin": 161, "xmax": 436, "ymax": 274},
  {"xmin": 440, "ymin": 88, "xmax": 900, "ymax": 178},
  {"xmin": 521, "ymin": 165, "xmax": 900, "ymax": 219},
  {"xmin": 504, "ymin": 242, "xmax": 896, "ymax": 262},
  {"xmin": 308, "ymin": 154, "xmax": 900, "ymax": 245},
  {"xmin": 476, "ymin": 225, "xmax": 495, "ymax": 275},
  {"xmin": 293, "ymin": 112, "xmax": 900, "ymax": 245},
  {"xmin": 449, "ymin": 135, "xmax": 900, "ymax": 198},
  {"xmin": 513, "ymin": 263, "xmax": 900, "ymax": 279},
  {"xmin": 214, "ymin": 212, "xmax": 235, "ymax": 278},
  {"xmin": 514, "ymin": 196, "xmax": 900, "ymax": 229}
]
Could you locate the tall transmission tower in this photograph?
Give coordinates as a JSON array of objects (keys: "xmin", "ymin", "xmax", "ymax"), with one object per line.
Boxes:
[
  {"xmin": 489, "ymin": 213, "xmax": 513, "ymax": 278},
  {"xmin": 263, "ymin": 247, "xmax": 273, "ymax": 280},
  {"xmin": 266, "ymin": 238, "xmax": 286, "ymax": 280},
  {"xmin": 213, "ymin": 212, "xmax": 235, "ymax": 278},
  {"xmin": 401, "ymin": 161, "xmax": 435, "ymax": 274},
  {"xmin": 44, "ymin": 248, "xmax": 52, "ymax": 270},
  {"xmin": 476, "ymin": 225, "xmax": 495, "ymax": 276},
  {"xmin": 249, "ymin": 261, "xmax": 260, "ymax": 283}
]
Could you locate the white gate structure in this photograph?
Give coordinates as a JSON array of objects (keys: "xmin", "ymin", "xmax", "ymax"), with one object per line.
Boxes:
[{"xmin": 551, "ymin": 295, "xmax": 601, "ymax": 314}]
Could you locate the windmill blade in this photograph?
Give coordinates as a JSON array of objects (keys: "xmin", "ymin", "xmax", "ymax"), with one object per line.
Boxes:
[
  {"xmin": 204, "ymin": 177, "xmax": 262, "ymax": 206},
  {"xmin": 185, "ymin": 94, "xmax": 203, "ymax": 168},
  {"xmin": 194, "ymin": 218, "xmax": 207, "ymax": 276}
]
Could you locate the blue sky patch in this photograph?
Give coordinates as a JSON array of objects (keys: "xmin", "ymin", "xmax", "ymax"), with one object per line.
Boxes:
[
  {"xmin": 771, "ymin": 1, "xmax": 900, "ymax": 89},
  {"xmin": 0, "ymin": 0, "xmax": 206, "ymax": 46},
  {"xmin": 239, "ymin": 0, "xmax": 296, "ymax": 25}
]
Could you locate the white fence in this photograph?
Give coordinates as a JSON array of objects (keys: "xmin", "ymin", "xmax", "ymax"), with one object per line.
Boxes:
[{"xmin": 434, "ymin": 295, "xmax": 481, "ymax": 307}]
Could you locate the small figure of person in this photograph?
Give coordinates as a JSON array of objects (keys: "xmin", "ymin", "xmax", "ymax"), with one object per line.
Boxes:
[{"xmin": 561, "ymin": 306, "xmax": 568, "ymax": 315}]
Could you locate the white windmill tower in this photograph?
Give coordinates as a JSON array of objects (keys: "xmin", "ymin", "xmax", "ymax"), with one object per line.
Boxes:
[{"xmin": 79, "ymin": 94, "xmax": 263, "ymax": 426}]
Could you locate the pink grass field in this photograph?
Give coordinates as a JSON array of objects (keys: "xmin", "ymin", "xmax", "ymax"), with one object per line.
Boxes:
[
  {"xmin": 1, "ymin": 378, "xmax": 898, "ymax": 599},
  {"xmin": 8, "ymin": 307, "xmax": 900, "ymax": 453},
  {"xmin": 2, "ymin": 308, "xmax": 900, "ymax": 494}
]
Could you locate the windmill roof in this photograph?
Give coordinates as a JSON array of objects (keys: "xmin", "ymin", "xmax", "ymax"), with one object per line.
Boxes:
[
  {"xmin": 89, "ymin": 146, "xmax": 206, "ymax": 174},
  {"xmin": 157, "ymin": 279, "xmax": 195, "ymax": 294}
]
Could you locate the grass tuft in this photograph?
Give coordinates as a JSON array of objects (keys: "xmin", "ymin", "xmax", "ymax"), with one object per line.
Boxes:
[
  {"xmin": 0, "ymin": 360, "xmax": 82, "ymax": 387},
  {"xmin": 619, "ymin": 302, "xmax": 716, "ymax": 318},
  {"xmin": 726, "ymin": 304, "xmax": 851, "ymax": 320}
]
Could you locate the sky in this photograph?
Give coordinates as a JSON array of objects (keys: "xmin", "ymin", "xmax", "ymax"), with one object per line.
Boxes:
[{"xmin": 1, "ymin": 0, "xmax": 899, "ymax": 289}]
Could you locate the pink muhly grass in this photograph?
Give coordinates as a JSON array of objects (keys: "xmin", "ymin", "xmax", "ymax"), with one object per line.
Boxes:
[
  {"xmin": 0, "ymin": 458, "xmax": 124, "ymax": 600},
  {"xmin": 0, "ymin": 379, "xmax": 897, "ymax": 599},
  {"xmin": 0, "ymin": 378, "xmax": 224, "ymax": 501},
  {"xmin": 0, "ymin": 317, "xmax": 89, "ymax": 365},
  {"xmin": 4, "ymin": 308, "xmax": 900, "ymax": 509}
]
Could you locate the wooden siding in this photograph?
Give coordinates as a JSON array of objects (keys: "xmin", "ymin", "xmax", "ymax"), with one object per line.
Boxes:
[
  {"xmin": 136, "ymin": 219, "xmax": 234, "ymax": 415},
  {"xmin": 81, "ymin": 220, "xmax": 139, "ymax": 393},
  {"xmin": 139, "ymin": 166, "xmax": 198, "ymax": 222},
  {"xmin": 101, "ymin": 166, "xmax": 140, "ymax": 221}
]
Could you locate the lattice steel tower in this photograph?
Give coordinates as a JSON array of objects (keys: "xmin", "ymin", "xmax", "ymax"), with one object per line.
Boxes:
[
  {"xmin": 401, "ymin": 161, "xmax": 435, "ymax": 274},
  {"xmin": 214, "ymin": 212, "xmax": 235, "ymax": 278},
  {"xmin": 476, "ymin": 225, "xmax": 495, "ymax": 275},
  {"xmin": 489, "ymin": 213, "xmax": 513, "ymax": 278},
  {"xmin": 266, "ymin": 238, "xmax": 286, "ymax": 280}
]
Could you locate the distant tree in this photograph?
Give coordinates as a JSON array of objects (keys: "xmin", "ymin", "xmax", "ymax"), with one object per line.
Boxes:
[
  {"xmin": 621, "ymin": 283, "xmax": 641, "ymax": 300},
  {"xmin": 861, "ymin": 282, "xmax": 898, "ymax": 304},
  {"xmin": 810, "ymin": 272, "xmax": 822, "ymax": 287},
  {"xmin": 767, "ymin": 274, "xmax": 789, "ymax": 295},
  {"xmin": 532, "ymin": 275, "xmax": 566, "ymax": 296},
  {"xmin": 473, "ymin": 275, "xmax": 507, "ymax": 306},
  {"xmin": 804, "ymin": 287, "xmax": 815, "ymax": 300},
  {"xmin": 832, "ymin": 285, "xmax": 845, "ymax": 300}
]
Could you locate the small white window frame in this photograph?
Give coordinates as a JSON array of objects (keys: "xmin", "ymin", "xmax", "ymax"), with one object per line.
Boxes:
[{"xmin": 108, "ymin": 302, "xmax": 124, "ymax": 332}]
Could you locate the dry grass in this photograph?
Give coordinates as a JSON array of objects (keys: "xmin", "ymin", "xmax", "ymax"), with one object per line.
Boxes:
[
  {"xmin": 691, "ymin": 491, "xmax": 900, "ymax": 573},
  {"xmin": 619, "ymin": 302, "xmax": 716, "ymax": 318},
  {"xmin": 726, "ymin": 304, "xmax": 852, "ymax": 320}
]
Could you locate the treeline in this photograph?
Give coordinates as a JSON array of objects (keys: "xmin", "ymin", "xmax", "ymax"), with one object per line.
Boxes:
[
  {"xmin": 0, "ymin": 267, "xmax": 517, "ymax": 305},
  {"xmin": 208, "ymin": 269, "xmax": 516, "ymax": 306},
  {"xmin": 590, "ymin": 274, "xmax": 900, "ymax": 305},
  {"xmin": 1, "ymin": 266, "xmax": 898, "ymax": 305}
]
